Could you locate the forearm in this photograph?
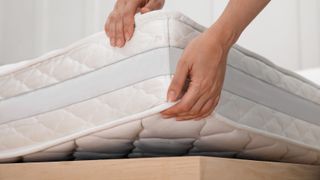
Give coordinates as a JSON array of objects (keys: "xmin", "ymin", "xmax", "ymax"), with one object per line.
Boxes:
[{"xmin": 207, "ymin": 0, "xmax": 270, "ymax": 48}]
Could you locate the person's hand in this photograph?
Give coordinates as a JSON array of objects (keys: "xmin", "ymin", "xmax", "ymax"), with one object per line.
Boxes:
[
  {"xmin": 161, "ymin": 28, "xmax": 233, "ymax": 120},
  {"xmin": 160, "ymin": 0, "xmax": 270, "ymax": 120},
  {"xmin": 105, "ymin": 0, "xmax": 165, "ymax": 47}
]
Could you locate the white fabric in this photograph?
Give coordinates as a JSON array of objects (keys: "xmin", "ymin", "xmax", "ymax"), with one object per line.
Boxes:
[
  {"xmin": 298, "ymin": 68, "xmax": 320, "ymax": 85},
  {"xmin": 0, "ymin": 11, "xmax": 319, "ymax": 165}
]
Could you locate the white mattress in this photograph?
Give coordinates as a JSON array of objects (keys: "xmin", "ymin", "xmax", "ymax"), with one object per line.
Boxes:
[
  {"xmin": 0, "ymin": 11, "xmax": 320, "ymax": 164},
  {"xmin": 298, "ymin": 68, "xmax": 320, "ymax": 86}
]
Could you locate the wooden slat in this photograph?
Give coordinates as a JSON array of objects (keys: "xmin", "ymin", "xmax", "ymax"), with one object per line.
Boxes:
[{"xmin": 0, "ymin": 156, "xmax": 319, "ymax": 180}]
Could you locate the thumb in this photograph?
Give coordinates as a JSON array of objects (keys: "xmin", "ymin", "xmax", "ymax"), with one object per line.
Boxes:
[
  {"xmin": 140, "ymin": 0, "xmax": 164, "ymax": 14},
  {"xmin": 167, "ymin": 60, "xmax": 189, "ymax": 102}
]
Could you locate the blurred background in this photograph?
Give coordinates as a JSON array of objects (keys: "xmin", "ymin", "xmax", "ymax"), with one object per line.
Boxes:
[{"xmin": 0, "ymin": 0, "xmax": 319, "ymax": 74}]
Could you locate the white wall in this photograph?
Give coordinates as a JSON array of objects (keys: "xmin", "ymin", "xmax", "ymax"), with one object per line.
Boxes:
[
  {"xmin": 0, "ymin": 0, "xmax": 115, "ymax": 65},
  {"xmin": 0, "ymin": 1, "xmax": 38, "ymax": 64},
  {"xmin": 236, "ymin": 0, "xmax": 320, "ymax": 70},
  {"xmin": 0, "ymin": 0, "xmax": 320, "ymax": 71},
  {"xmin": 210, "ymin": 0, "xmax": 320, "ymax": 70}
]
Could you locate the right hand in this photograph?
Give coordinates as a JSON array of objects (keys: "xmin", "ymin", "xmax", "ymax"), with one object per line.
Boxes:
[{"xmin": 105, "ymin": 0, "xmax": 165, "ymax": 47}]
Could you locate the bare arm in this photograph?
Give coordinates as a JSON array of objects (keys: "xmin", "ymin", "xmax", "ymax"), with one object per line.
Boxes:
[
  {"xmin": 211, "ymin": 0, "xmax": 270, "ymax": 48},
  {"xmin": 161, "ymin": 0, "xmax": 270, "ymax": 120}
]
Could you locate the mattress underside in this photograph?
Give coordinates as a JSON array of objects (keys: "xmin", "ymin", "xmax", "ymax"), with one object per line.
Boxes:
[{"xmin": 0, "ymin": 11, "xmax": 320, "ymax": 165}]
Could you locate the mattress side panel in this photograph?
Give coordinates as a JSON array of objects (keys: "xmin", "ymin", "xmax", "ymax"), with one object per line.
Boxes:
[
  {"xmin": 228, "ymin": 47, "xmax": 320, "ymax": 105},
  {"xmin": 0, "ymin": 75, "xmax": 171, "ymax": 159},
  {"xmin": 3, "ymin": 109, "xmax": 320, "ymax": 165}
]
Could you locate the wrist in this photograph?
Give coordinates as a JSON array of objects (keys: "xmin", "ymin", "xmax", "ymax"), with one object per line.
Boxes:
[{"xmin": 206, "ymin": 22, "xmax": 240, "ymax": 50}]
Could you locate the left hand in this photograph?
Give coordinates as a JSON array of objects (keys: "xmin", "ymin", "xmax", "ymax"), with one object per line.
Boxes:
[
  {"xmin": 161, "ymin": 28, "xmax": 231, "ymax": 120},
  {"xmin": 105, "ymin": 0, "xmax": 165, "ymax": 47}
]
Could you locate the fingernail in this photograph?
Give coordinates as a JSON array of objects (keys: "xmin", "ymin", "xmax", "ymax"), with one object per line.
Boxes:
[
  {"xmin": 168, "ymin": 91, "xmax": 176, "ymax": 102},
  {"xmin": 125, "ymin": 33, "xmax": 130, "ymax": 42},
  {"xmin": 141, "ymin": 8, "xmax": 150, "ymax": 14},
  {"xmin": 111, "ymin": 39, "xmax": 116, "ymax": 46},
  {"xmin": 116, "ymin": 39, "xmax": 122, "ymax": 47}
]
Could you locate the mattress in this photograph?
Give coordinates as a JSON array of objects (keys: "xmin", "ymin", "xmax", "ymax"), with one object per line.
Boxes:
[
  {"xmin": 0, "ymin": 11, "xmax": 320, "ymax": 164},
  {"xmin": 298, "ymin": 68, "xmax": 320, "ymax": 86}
]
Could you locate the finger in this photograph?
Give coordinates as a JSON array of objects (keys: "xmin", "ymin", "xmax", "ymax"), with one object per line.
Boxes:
[
  {"xmin": 196, "ymin": 95, "xmax": 220, "ymax": 120},
  {"xmin": 107, "ymin": 0, "xmax": 126, "ymax": 46},
  {"xmin": 165, "ymin": 74, "xmax": 219, "ymax": 119},
  {"xmin": 140, "ymin": 0, "xmax": 165, "ymax": 14},
  {"xmin": 123, "ymin": 4, "xmax": 136, "ymax": 41},
  {"xmin": 108, "ymin": 17, "xmax": 117, "ymax": 47},
  {"xmin": 173, "ymin": 94, "xmax": 209, "ymax": 120},
  {"xmin": 162, "ymin": 80, "xmax": 202, "ymax": 117},
  {"xmin": 114, "ymin": 0, "xmax": 124, "ymax": 9},
  {"xmin": 166, "ymin": 58, "xmax": 189, "ymax": 102},
  {"xmin": 105, "ymin": 15, "xmax": 115, "ymax": 38},
  {"xmin": 105, "ymin": 13, "xmax": 113, "ymax": 37},
  {"xmin": 175, "ymin": 113, "xmax": 201, "ymax": 121},
  {"xmin": 175, "ymin": 95, "xmax": 212, "ymax": 120},
  {"xmin": 212, "ymin": 94, "xmax": 221, "ymax": 109},
  {"xmin": 194, "ymin": 98, "xmax": 215, "ymax": 120},
  {"xmin": 105, "ymin": 21, "xmax": 110, "ymax": 37},
  {"xmin": 196, "ymin": 108, "xmax": 215, "ymax": 120},
  {"xmin": 115, "ymin": 17, "xmax": 125, "ymax": 47},
  {"xmin": 173, "ymin": 72, "xmax": 220, "ymax": 119},
  {"xmin": 173, "ymin": 71, "xmax": 223, "ymax": 120}
]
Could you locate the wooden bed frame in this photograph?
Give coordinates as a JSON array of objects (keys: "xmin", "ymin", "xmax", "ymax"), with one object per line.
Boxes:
[{"xmin": 0, "ymin": 156, "xmax": 319, "ymax": 180}]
